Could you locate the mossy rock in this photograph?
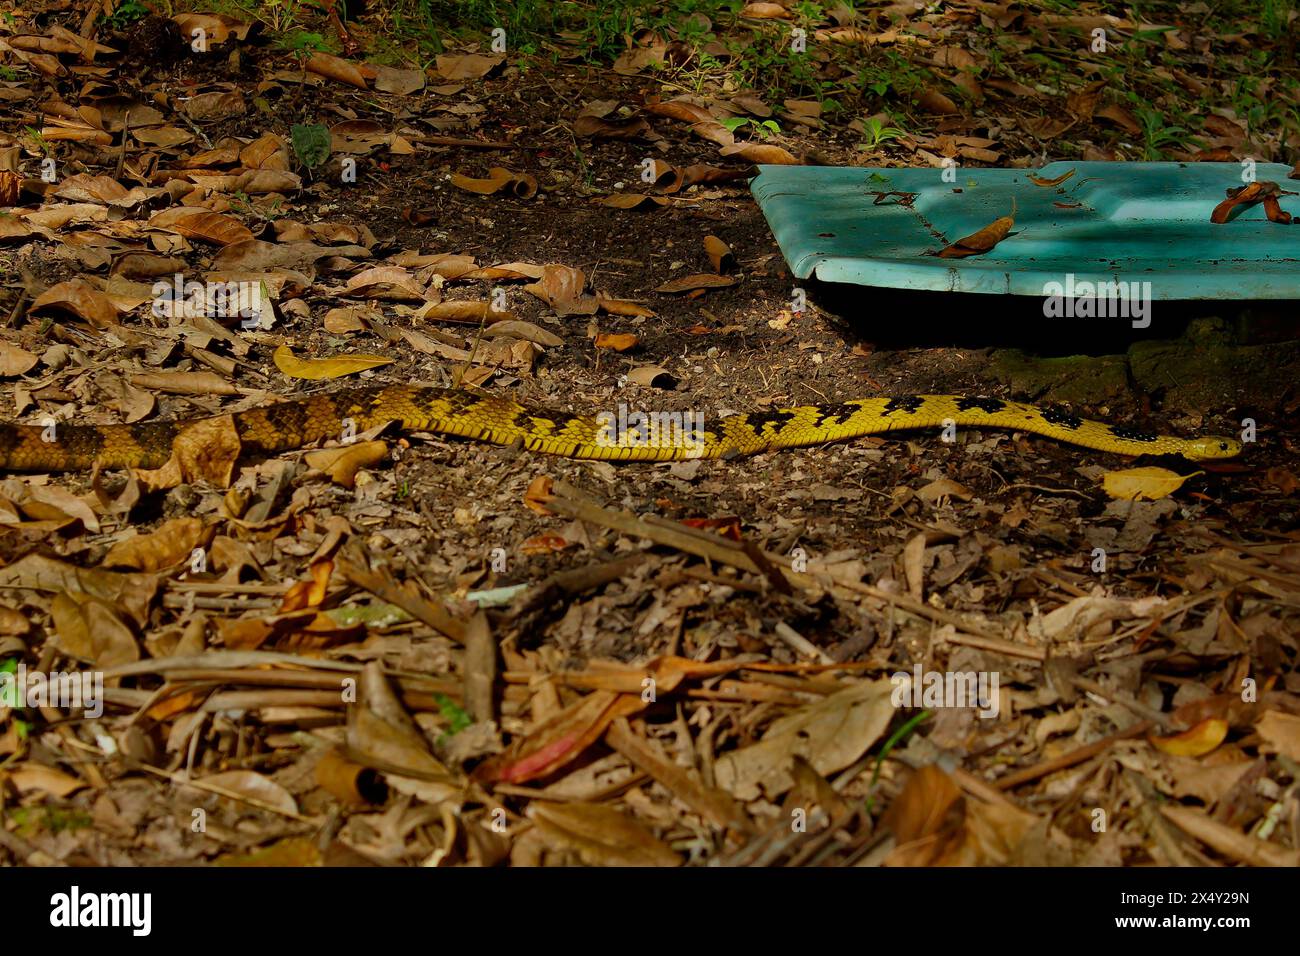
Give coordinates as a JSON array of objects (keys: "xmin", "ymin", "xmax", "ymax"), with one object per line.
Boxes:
[
  {"xmin": 984, "ymin": 349, "xmax": 1130, "ymax": 405},
  {"xmin": 1128, "ymin": 338, "xmax": 1300, "ymax": 412}
]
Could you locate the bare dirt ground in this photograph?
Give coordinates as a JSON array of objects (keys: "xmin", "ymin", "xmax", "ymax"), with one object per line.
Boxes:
[{"xmin": 1, "ymin": 2, "xmax": 1298, "ymax": 868}]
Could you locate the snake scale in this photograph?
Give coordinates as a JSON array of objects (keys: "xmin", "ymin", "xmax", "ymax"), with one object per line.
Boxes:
[{"xmin": 0, "ymin": 384, "xmax": 1242, "ymax": 472}]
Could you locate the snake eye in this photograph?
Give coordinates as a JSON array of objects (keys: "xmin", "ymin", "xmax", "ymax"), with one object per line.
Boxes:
[{"xmin": 1220, "ymin": 442, "xmax": 1229, "ymax": 451}]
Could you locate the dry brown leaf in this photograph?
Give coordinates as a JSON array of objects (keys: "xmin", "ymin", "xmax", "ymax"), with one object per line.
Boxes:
[
  {"xmin": 0, "ymin": 554, "xmax": 156, "ymax": 626},
  {"xmin": 594, "ymin": 193, "xmax": 670, "ymax": 209},
  {"xmin": 714, "ymin": 680, "xmax": 894, "ymax": 801},
  {"xmin": 703, "ymin": 234, "xmax": 733, "ymax": 273},
  {"xmin": 435, "ymin": 53, "xmax": 505, "ymax": 80},
  {"xmin": 451, "ymin": 167, "xmax": 538, "ymax": 199},
  {"xmin": 1095, "ymin": 103, "xmax": 1142, "ymax": 135},
  {"xmin": 30, "ymin": 278, "xmax": 121, "ymax": 327},
  {"xmin": 305, "ymin": 52, "xmax": 369, "ymax": 89},
  {"xmin": 655, "ymin": 273, "xmax": 736, "ymax": 294},
  {"xmin": 303, "ymin": 441, "xmax": 389, "ymax": 488},
  {"xmin": 719, "ymin": 141, "xmax": 800, "ymax": 164},
  {"xmin": 50, "ymin": 590, "xmax": 139, "ymax": 669},
  {"xmin": 937, "ymin": 211, "xmax": 1015, "ymax": 258},
  {"xmin": 7, "ymin": 764, "xmax": 87, "ymax": 798},
  {"xmin": 341, "ymin": 266, "xmax": 427, "ymax": 301},
  {"xmin": 528, "ymin": 801, "xmax": 681, "ymax": 866},
  {"xmin": 916, "ymin": 88, "xmax": 961, "ymax": 115},
  {"xmin": 135, "ymin": 414, "xmax": 242, "ymax": 491},
  {"xmin": 102, "ymin": 517, "xmax": 214, "ymax": 572},
  {"xmin": 523, "ymin": 264, "xmax": 599, "ymax": 315},
  {"xmin": 1254, "ymin": 710, "xmax": 1300, "ymax": 761},
  {"xmin": 0, "ymin": 342, "xmax": 38, "ymax": 376},
  {"xmin": 150, "ymin": 208, "xmax": 254, "ymax": 246},
  {"xmin": 193, "ymin": 770, "xmax": 299, "ymax": 816}
]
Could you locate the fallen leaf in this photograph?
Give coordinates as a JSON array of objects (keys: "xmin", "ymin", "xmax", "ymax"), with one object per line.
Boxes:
[
  {"xmin": 714, "ymin": 680, "xmax": 894, "ymax": 801},
  {"xmin": 273, "ymin": 344, "xmax": 393, "ymax": 380},
  {"xmin": 1150, "ymin": 718, "xmax": 1229, "ymax": 757},
  {"xmin": 529, "ymin": 801, "xmax": 681, "ymax": 866},
  {"xmin": 304, "ymin": 441, "xmax": 388, "ymax": 488},
  {"xmin": 595, "ymin": 332, "xmax": 639, "ymax": 351},
  {"xmin": 102, "ymin": 517, "xmax": 213, "ymax": 571},
  {"xmin": 1102, "ymin": 466, "xmax": 1200, "ymax": 501},
  {"xmin": 655, "ymin": 273, "xmax": 736, "ymax": 294},
  {"xmin": 938, "ymin": 211, "xmax": 1015, "ymax": 258}
]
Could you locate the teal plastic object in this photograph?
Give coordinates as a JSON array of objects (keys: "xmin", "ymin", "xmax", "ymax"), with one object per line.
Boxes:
[{"xmin": 751, "ymin": 162, "xmax": 1300, "ymax": 299}]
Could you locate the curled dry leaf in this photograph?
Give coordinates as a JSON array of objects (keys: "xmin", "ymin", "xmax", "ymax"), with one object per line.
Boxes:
[
  {"xmin": 0, "ymin": 170, "xmax": 22, "ymax": 206},
  {"xmin": 594, "ymin": 332, "xmax": 639, "ymax": 351},
  {"xmin": 280, "ymin": 558, "xmax": 334, "ymax": 612},
  {"xmin": 451, "ymin": 167, "xmax": 538, "ymax": 200},
  {"xmin": 523, "ymin": 475, "xmax": 555, "ymax": 515},
  {"xmin": 273, "ymin": 343, "xmax": 393, "ymax": 380},
  {"xmin": 1029, "ymin": 168, "xmax": 1076, "ymax": 187},
  {"xmin": 1149, "ymin": 718, "xmax": 1229, "ymax": 757},
  {"xmin": 937, "ymin": 210, "xmax": 1015, "ymax": 258},
  {"xmin": 305, "ymin": 52, "xmax": 368, "ymax": 89},
  {"xmin": 642, "ymin": 159, "xmax": 685, "ymax": 193},
  {"xmin": 624, "ymin": 365, "xmax": 675, "ymax": 388},
  {"xmin": 171, "ymin": 13, "xmax": 252, "ymax": 44},
  {"xmin": 304, "ymin": 441, "xmax": 389, "ymax": 489},
  {"xmin": 703, "ymin": 234, "xmax": 733, "ymax": 273},
  {"xmin": 1101, "ymin": 466, "xmax": 1200, "ymax": 501},
  {"xmin": 916, "ymin": 88, "xmax": 961, "ymax": 115},
  {"xmin": 597, "ymin": 296, "xmax": 655, "ymax": 318},
  {"xmin": 595, "ymin": 193, "xmax": 670, "ymax": 209},
  {"xmin": 1212, "ymin": 181, "xmax": 1293, "ymax": 224}
]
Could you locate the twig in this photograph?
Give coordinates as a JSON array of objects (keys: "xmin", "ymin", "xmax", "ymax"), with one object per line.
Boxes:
[{"xmin": 995, "ymin": 720, "xmax": 1153, "ymax": 790}]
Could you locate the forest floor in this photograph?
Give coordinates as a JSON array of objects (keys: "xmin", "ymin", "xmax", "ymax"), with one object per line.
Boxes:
[{"xmin": 0, "ymin": 0, "xmax": 1297, "ymax": 867}]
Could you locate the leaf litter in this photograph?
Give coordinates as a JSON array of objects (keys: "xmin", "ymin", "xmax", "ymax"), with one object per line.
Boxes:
[{"xmin": 0, "ymin": 0, "xmax": 1295, "ymax": 871}]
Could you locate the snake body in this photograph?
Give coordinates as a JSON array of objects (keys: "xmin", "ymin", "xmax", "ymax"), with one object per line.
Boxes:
[{"xmin": 0, "ymin": 384, "xmax": 1242, "ymax": 472}]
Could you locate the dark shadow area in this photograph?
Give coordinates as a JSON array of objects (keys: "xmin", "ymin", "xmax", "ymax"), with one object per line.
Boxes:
[{"xmin": 810, "ymin": 281, "xmax": 1300, "ymax": 355}]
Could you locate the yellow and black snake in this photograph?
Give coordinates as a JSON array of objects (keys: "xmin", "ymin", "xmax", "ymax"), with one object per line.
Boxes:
[{"xmin": 0, "ymin": 384, "xmax": 1242, "ymax": 472}]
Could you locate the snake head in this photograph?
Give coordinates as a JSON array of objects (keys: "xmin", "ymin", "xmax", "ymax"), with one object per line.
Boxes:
[{"xmin": 1184, "ymin": 436, "xmax": 1243, "ymax": 460}]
